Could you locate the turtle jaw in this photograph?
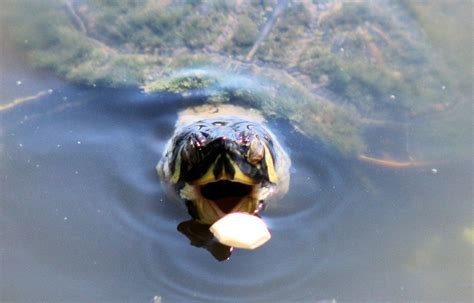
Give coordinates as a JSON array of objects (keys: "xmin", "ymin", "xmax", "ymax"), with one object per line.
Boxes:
[
  {"xmin": 179, "ymin": 177, "xmax": 270, "ymax": 225},
  {"xmin": 177, "ymin": 148, "xmax": 273, "ymax": 224}
]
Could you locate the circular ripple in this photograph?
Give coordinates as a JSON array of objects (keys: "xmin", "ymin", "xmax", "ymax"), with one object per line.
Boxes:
[
  {"xmin": 42, "ymin": 91, "xmax": 368, "ymax": 302},
  {"xmin": 133, "ymin": 129, "xmax": 367, "ymax": 302}
]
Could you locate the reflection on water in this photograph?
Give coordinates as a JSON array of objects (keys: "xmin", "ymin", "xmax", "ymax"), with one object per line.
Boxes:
[
  {"xmin": 1, "ymin": 2, "xmax": 473, "ymax": 303},
  {"xmin": 1, "ymin": 82, "xmax": 472, "ymax": 302}
]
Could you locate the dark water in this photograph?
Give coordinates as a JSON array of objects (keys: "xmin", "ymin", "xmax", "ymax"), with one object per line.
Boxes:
[{"xmin": 1, "ymin": 25, "xmax": 473, "ymax": 303}]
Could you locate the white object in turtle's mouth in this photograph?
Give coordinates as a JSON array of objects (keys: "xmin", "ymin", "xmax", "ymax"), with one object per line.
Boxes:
[
  {"xmin": 210, "ymin": 212, "xmax": 271, "ymax": 250},
  {"xmin": 180, "ymin": 179, "xmax": 271, "ymax": 225}
]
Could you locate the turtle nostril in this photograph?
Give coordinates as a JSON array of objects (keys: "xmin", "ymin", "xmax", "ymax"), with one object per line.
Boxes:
[{"xmin": 215, "ymin": 136, "xmax": 228, "ymax": 143}]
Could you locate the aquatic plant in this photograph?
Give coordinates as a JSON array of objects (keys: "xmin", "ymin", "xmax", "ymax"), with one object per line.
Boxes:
[{"xmin": 4, "ymin": 0, "xmax": 470, "ymax": 159}]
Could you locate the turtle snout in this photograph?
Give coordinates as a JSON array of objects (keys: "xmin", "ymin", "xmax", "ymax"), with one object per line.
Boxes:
[{"xmin": 208, "ymin": 136, "xmax": 237, "ymax": 152}]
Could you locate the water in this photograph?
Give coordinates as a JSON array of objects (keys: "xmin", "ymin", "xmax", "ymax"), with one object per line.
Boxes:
[
  {"xmin": 1, "ymin": 3, "xmax": 473, "ymax": 303},
  {"xmin": 1, "ymin": 52, "xmax": 472, "ymax": 302}
]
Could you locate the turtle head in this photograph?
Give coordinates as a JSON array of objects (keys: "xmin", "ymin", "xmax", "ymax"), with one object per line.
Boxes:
[{"xmin": 159, "ymin": 118, "xmax": 283, "ymax": 225}]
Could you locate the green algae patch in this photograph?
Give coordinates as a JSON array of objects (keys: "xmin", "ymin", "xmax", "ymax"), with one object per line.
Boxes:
[
  {"xmin": 4, "ymin": 0, "xmax": 469, "ymax": 159},
  {"xmin": 6, "ymin": 0, "xmax": 162, "ymax": 87},
  {"xmin": 6, "ymin": 0, "xmax": 457, "ymax": 115},
  {"xmin": 146, "ymin": 67, "xmax": 365, "ymax": 156},
  {"xmin": 146, "ymin": 71, "xmax": 220, "ymax": 94},
  {"xmin": 408, "ymin": 101, "xmax": 472, "ymax": 161}
]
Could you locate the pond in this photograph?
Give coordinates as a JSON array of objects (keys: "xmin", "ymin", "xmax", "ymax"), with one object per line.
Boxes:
[{"xmin": 1, "ymin": 1, "xmax": 472, "ymax": 302}]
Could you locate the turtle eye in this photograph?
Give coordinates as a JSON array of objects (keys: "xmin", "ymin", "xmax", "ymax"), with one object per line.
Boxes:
[
  {"xmin": 237, "ymin": 131, "xmax": 250, "ymax": 145},
  {"xmin": 182, "ymin": 135, "xmax": 203, "ymax": 163},
  {"xmin": 247, "ymin": 137, "xmax": 264, "ymax": 164},
  {"xmin": 193, "ymin": 131, "xmax": 207, "ymax": 147}
]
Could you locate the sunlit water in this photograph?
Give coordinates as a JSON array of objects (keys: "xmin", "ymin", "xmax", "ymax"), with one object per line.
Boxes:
[{"xmin": 1, "ymin": 21, "xmax": 473, "ymax": 303}]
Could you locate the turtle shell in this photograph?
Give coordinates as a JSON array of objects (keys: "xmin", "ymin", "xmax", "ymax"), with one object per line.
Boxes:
[{"xmin": 5, "ymin": 0, "xmax": 470, "ymax": 159}]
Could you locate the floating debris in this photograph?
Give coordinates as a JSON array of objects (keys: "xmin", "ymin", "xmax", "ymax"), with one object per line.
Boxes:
[{"xmin": 0, "ymin": 90, "xmax": 49, "ymax": 112}]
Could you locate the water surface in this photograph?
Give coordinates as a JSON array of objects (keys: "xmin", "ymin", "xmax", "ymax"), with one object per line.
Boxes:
[{"xmin": 1, "ymin": 3, "xmax": 473, "ymax": 303}]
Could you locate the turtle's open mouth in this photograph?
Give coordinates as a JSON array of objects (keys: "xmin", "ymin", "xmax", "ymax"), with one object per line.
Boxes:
[
  {"xmin": 175, "ymin": 151, "xmax": 268, "ymax": 224},
  {"xmin": 180, "ymin": 172, "xmax": 263, "ymax": 224},
  {"xmin": 200, "ymin": 180, "xmax": 253, "ymax": 214}
]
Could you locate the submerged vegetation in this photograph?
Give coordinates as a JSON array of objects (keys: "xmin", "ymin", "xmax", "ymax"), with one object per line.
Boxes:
[
  {"xmin": 4, "ymin": 0, "xmax": 470, "ymax": 158},
  {"xmin": 6, "ymin": 0, "xmax": 161, "ymax": 86}
]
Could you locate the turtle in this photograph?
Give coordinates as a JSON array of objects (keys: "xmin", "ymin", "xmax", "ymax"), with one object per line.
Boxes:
[
  {"xmin": 157, "ymin": 104, "xmax": 291, "ymax": 226},
  {"xmin": 4, "ymin": 0, "xmax": 470, "ymax": 257}
]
